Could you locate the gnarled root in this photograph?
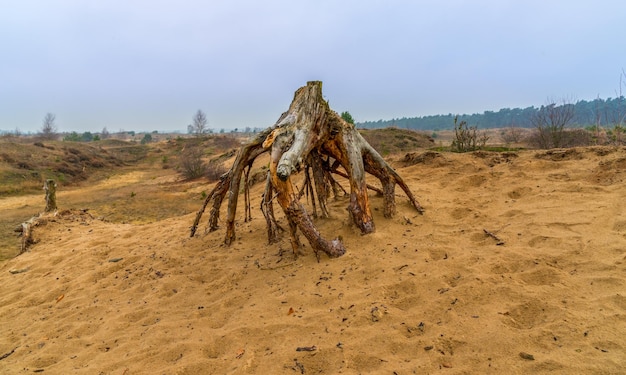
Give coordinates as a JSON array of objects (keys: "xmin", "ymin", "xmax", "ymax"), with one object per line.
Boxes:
[{"xmin": 191, "ymin": 81, "xmax": 423, "ymax": 260}]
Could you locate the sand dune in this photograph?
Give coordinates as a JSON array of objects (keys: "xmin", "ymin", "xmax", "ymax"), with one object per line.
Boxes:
[{"xmin": 1, "ymin": 146, "xmax": 625, "ymax": 374}]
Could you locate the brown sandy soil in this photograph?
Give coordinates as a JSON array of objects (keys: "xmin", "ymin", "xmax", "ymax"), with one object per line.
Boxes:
[{"xmin": 1, "ymin": 146, "xmax": 626, "ymax": 374}]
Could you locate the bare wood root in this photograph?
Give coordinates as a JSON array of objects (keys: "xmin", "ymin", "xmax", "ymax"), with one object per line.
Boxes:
[
  {"xmin": 192, "ymin": 81, "xmax": 424, "ymax": 258},
  {"xmin": 207, "ymin": 178, "xmax": 230, "ymax": 233},
  {"xmin": 307, "ymin": 152, "xmax": 331, "ymax": 218},
  {"xmin": 326, "ymin": 160, "xmax": 348, "ymax": 198},
  {"xmin": 223, "ymin": 128, "xmax": 277, "ymax": 245},
  {"xmin": 190, "ymin": 173, "xmax": 230, "ymax": 237},
  {"xmin": 284, "ymin": 202, "xmax": 345, "ymax": 260},
  {"xmin": 260, "ymin": 172, "xmax": 284, "ymax": 244},
  {"xmin": 360, "ymin": 136, "xmax": 424, "ymax": 216},
  {"xmin": 244, "ymin": 165, "xmax": 252, "ymax": 222},
  {"xmin": 299, "ymin": 166, "xmax": 317, "ymax": 218},
  {"xmin": 332, "ymin": 168, "xmax": 384, "ymax": 195},
  {"xmin": 287, "ymin": 216, "xmax": 305, "ymax": 258}
]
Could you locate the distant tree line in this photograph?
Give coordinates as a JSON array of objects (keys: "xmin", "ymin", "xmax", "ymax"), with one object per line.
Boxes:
[{"xmin": 357, "ymin": 96, "xmax": 626, "ymax": 130}]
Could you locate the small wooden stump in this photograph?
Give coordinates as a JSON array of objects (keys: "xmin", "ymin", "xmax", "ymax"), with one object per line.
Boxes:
[{"xmin": 44, "ymin": 179, "xmax": 57, "ymax": 212}]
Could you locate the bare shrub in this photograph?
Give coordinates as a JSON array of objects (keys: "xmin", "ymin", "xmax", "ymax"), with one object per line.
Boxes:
[
  {"xmin": 451, "ymin": 117, "xmax": 489, "ymax": 152},
  {"xmin": 529, "ymin": 98, "xmax": 575, "ymax": 149},
  {"xmin": 526, "ymin": 128, "xmax": 594, "ymax": 148},
  {"xmin": 211, "ymin": 135, "xmax": 240, "ymax": 151},
  {"xmin": 608, "ymin": 124, "xmax": 626, "ymax": 145},
  {"xmin": 561, "ymin": 128, "xmax": 594, "ymax": 147},
  {"xmin": 179, "ymin": 146, "xmax": 207, "ymax": 179},
  {"xmin": 206, "ymin": 160, "xmax": 228, "ymax": 182},
  {"xmin": 500, "ymin": 126, "xmax": 524, "ymax": 144}
]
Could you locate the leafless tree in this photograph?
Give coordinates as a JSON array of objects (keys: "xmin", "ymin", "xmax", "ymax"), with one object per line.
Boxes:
[
  {"xmin": 529, "ymin": 97, "xmax": 576, "ymax": 149},
  {"xmin": 188, "ymin": 109, "xmax": 210, "ymax": 137},
  {"xmin": 101, "ymin": 126, "xmax": 110, "ymax": 139},
  {"xmin": 40, "ymin": 113, "xmax": 58, "ymax": 140}
]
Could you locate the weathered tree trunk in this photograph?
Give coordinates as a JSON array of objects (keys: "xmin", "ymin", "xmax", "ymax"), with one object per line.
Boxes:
[
  {"xmin": 191, "ymin": 81, "xmax": 423, "ymax": 259},
  {"xmin": 44, "ymin": 179, "xmax": 57, "ymax": 212}
]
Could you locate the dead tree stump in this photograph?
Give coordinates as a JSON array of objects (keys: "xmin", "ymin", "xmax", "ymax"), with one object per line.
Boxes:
[
  {"xmin": 44, "ymin": 179, "xmax": 57, "ymax": 212},
  {"xmin": 191, "ymin": 81, "xmax": 423, "ymax": 259}
]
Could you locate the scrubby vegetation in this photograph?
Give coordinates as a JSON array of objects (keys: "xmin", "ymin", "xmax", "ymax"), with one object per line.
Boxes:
[{"xmin": 450, "ymin": 117, "xmax": 489, "ymax": 152}]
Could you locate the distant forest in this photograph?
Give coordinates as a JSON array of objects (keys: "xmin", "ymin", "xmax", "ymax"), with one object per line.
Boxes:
[{"xmin": 357, "ymin": 97, "xmax": 626, "ymax": 131}]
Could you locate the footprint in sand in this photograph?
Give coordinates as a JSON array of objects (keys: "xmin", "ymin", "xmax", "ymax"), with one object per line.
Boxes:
[{"xmin": 507, "ymin": 186, "xmax": 532, "ymax": 199}]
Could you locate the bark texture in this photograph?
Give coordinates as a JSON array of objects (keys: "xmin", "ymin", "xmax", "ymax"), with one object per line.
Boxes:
[{"xmin": 191, "ymin": 81, "xmax": 423, "ymax": 258}]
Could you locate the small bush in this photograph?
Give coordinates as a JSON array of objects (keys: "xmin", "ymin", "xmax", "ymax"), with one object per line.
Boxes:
[
  {"xmin": 141, "ymin": 133, "xmax": 153, "ymax": 144},
  {"xmin": 451, "ymin": 117, "xmax": 488, "ymax": 152},
  {"xmin": 179, "ymin": 147, "xmax": 207, "ymax": 179},
  {"xmin": 608, "ymin": 124, "xmax": 626, "ymax": 145},
  {"xmin": 206, "ymin": 160, "xmax": 228, "ymax": 182},
  {"xmin": 526, "ymin": 128, "xmax": 594, "ymax": 149},
  {"xmin": 500, "ymin": 127, "xmax": 524, "ymax": 144}
]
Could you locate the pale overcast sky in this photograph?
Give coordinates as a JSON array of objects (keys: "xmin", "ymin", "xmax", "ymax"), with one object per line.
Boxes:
[{"xmin": 1, "ymin": 0, "xmax": 625, "ymax": 133}]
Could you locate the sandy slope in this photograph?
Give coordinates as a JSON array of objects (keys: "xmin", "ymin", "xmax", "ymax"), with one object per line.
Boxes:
[{"xmin": 1, "ymin": 147, "xmax": 625, "ymax": 374}]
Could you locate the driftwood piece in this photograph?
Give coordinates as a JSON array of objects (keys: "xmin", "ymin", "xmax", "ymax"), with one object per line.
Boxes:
[
  {"xmin": 191, "ymin": 81, "xmax": 424, "ymax": 258},
  {"xmin": 16, "ymin": 216, "xmax": 41, "ymax": 254},
  {"xmin": 14, "ymin": 180, "xmax": 57, "ymax": 255}
]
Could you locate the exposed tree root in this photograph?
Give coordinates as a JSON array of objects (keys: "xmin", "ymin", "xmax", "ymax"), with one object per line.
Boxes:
[{"xmin": 190, "ymin": 81, "xmax": 423, "ymax": 259}]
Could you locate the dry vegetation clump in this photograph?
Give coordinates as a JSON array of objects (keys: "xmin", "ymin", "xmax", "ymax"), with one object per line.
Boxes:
[
  {"xmin": 171, "ymin": 137, "xmax": 242, "ymax": 181},
  {"xmin": 451, "ymin": 117, "xmax": 489, "ymax": 152},
  {"xmin": 526, "ymin": 128, "xmax": 595, "ymax": 149},
  {"xmin": 499, "ymin": 126, "xmax": 526, "ymax": 144},
  {"xmin": 178, "ymin": 146, "xmax": 208, "ymax": 180},
  {"xmin": 205, "ymin": 160, "xmax": 228, "ymax": 182}
]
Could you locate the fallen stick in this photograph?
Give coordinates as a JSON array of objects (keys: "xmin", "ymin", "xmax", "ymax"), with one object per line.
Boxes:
[
  {"xmin": 483, "ymin": 229, "xmax": 505, "ymax": 245},
  {"xmin": 0, "ymin": 347, "xmax": 17, "ymax": 360}
]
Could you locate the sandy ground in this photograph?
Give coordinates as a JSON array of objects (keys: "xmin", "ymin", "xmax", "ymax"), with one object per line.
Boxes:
[{"xmin": 1, "ymin": 146, "xmax": 625, "ymax": 374}]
